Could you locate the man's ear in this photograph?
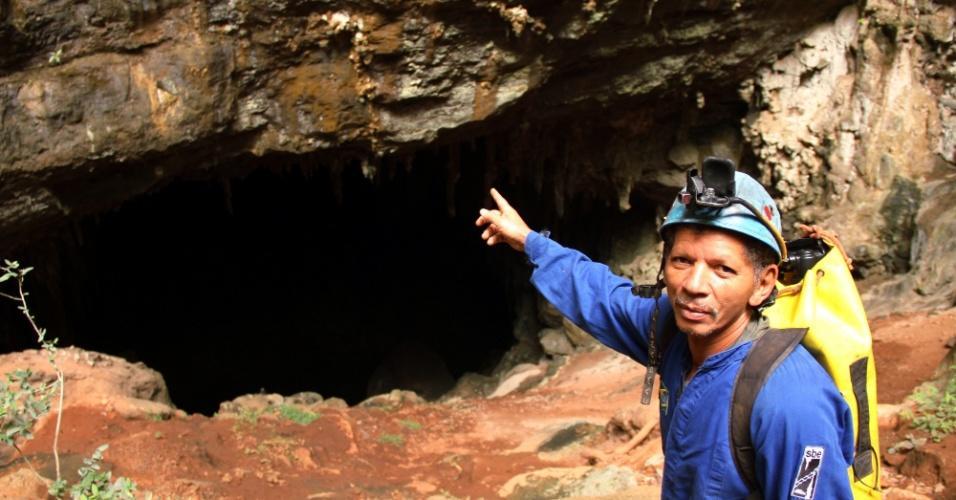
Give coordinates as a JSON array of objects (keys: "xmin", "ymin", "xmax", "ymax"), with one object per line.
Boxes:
[{"xmin": 748, "ymin": 264, "xmax": 779, "ymax": 308}]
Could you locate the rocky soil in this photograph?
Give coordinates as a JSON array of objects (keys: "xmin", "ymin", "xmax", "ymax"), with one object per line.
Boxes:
[{"xmin": 0, "ymin": 308, "xmax": 952, "ymax": 499}]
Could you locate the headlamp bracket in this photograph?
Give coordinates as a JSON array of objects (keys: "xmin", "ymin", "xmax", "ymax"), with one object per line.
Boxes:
[{"xmin": 681, "ymin": 157, "xmax": 737, "ymax": 208}]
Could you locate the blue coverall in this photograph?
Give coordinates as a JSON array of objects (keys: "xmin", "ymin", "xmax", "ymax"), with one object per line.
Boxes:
[{"xmin": 525, "ymin": 231, "xmax": 855, "ymax": 499}]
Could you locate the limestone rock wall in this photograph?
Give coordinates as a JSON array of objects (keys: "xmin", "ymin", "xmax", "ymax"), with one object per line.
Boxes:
[
  {"xmin": 0, "ymin": 0, "xmax": 953, "ymax": 312},
  {"xmin": 1, "ymin": 0, "xmax": 850, "ymax": 248},
  {"xmin": 741, "ymin": 1, "xmax": 955, "ymax": 314}
]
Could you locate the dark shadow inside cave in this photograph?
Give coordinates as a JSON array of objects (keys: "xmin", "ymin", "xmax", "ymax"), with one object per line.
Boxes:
[{"xmin": 2, "ymin": 138, "xmax": 654, "ymax": 415}]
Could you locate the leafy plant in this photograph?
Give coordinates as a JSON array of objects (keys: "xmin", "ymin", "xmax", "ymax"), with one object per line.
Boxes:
[
  {"xmin": 275, "ymin": 404, "xmax": 320, "ymax": 425},
  {"xmin": 398, "ymin": 419, "xmax": 422, "ymax": 431},
  {"xmin": 2, "ymin": 260, "xmax": 137, "ymax": 498},
  {"xmin": 1, "ymin": 260, "xmax": 66, "ymax": 485},
  {"xmin": 378, "ymin": 433, "xmax": 404, "ymax": 447},
  {"xmin": 235, "ymin": 407, "xmax": 262, "ymax": 426},
  {"xmin": 0, "ymin": 369, "xmax": 56, "ymax": 444},
  {"xmin": 63, "ymin": 445, "xmax": 136, "ymax": 500},
  {"xmin": 48, "ymin": 48, "xmax": 63, "ymax": 66},
  {"xmin": 146, "ymin": 413, "xmax": 168, "ymax": 422},
  {"xmin": 910, "ymin": 363, "xmax": 956, "ymax": 442}
]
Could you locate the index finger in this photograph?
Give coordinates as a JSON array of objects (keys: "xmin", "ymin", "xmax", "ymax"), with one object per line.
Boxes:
[{"xmin": 490, "ymin": 188, "xmax": 513, "ymax": 212}]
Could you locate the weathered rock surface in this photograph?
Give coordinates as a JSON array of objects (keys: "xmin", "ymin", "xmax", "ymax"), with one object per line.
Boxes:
[
  {"xmin": 0, "ymin": 346, "xmax": 174, "ymax": 418},
  {"xmin": 741, "ymin": 1, "xmax": 955, "ymax": 313},
  {"xmin": 539, "ymin": 327, "xmax": 574, "ymax": 356},
  {"xmin": 1, "ymin": 0, "xmax": 952, "ymax": 314},
  {"xmin": 489, "ymin": 361, "xmax": 547, "ymax": 398},
  {"xmin": 442, "ymin": 371, "xmax": 497, "ymax": 400},
  {"xmin": 358, "ymin": 387, "xmax": 426, "ymax": 408},
  {"xmin": 0, "ymin": 0, "xmax": 853, "ymax": 249}
]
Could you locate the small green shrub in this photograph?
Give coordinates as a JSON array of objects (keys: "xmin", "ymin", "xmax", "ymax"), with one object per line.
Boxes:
[
  {"xmin": 276, "ymin": 404, "xmax": 320, "ymax": 425},
  {"xmin": 378, "ymin": 434, "xmax": 404, "ymax": 447},
  {"xmin": 398, "ymin": 419, "xmax": 422, "ymax": 431},
  {"xmin": 0, "ymin": 369, "xmax": 56, "ymax": 444},
  {"xmin": 48, "ymin": 48, "xmax": 63, "ymax": 66},
  {"xmin": 236, "ymin": 408, "xmax": 262, "ymax": 425},
  {"xmin": 910, "ymin": 363, "xmax": 956, "ymax": 442},
  {"xmin": 55, "ymin": 445, "xmax": 136, "ymax": 500}
]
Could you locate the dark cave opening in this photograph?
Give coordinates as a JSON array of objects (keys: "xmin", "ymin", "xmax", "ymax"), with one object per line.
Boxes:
[{"xmin": 1, "ymin": 137, "xmax": 649, "ymax": 416}]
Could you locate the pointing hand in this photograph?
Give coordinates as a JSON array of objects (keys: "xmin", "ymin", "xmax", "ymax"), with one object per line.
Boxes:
[{"xmin": 475, "ymin": 188, "xmax": 532, "ymax": 252}]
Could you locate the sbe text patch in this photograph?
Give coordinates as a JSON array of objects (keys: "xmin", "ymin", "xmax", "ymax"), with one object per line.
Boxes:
[{"xmin": 790, "ymin": 445, "xmax": 824, "ymax": 499}]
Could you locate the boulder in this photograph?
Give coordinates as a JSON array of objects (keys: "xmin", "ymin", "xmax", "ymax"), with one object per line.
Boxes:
[
  {"xmin": 318, "ymin": 397, "xmax": 349, "ymax": 410},
  {"xmin": 442, "ymin": 372, "xmax": 497, "ymax": 400},
  {"xmin": 536, "ymin": 422, "xmax": 604, "ymax": 453},
  {"xmin": 492, "ymin": 338, "xmax": 544, "ymax": 378},
  {"xmin": 217, "ymin": 393, "xmax": 284, "ymax": 416},
  {"xmin": 0, "ymin": 347, "xmax": 174, "ymax": 420},
  {"xmin": 359, "ymin": 389, "xmax": 425, "ymax": 409},
  {"xmin": 539, "ymin": 328, "xmax": 574, "ymax": 357},
  {"xmin": 489, "ymin": 363, "xmax": 547, "ymax": 399},
  {"xmin": 561, "ymin": 318, "xmax": 598, "ymax": 349},
  {"xmin": 878, "ymin": 403, "xmax": 914, "ymax": 430}
]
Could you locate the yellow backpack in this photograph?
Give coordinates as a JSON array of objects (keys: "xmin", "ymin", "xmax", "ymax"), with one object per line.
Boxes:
[{"xmin": 762, "ymin": 234, "xmax": 881, "ymax": 498}]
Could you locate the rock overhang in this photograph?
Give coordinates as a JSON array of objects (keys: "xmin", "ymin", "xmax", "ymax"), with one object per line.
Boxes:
[{"xmin": 0, "ymin": 0, "xmax": 854, "ymax": 251}]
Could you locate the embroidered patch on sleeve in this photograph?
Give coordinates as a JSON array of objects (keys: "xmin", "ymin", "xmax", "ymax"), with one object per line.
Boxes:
[{"xmin": 790, "ymin": 445, "xmax": 825, "ymax": 499}]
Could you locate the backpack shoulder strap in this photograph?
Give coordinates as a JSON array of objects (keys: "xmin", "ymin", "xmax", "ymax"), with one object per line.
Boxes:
[{"xmin": 730, "ymin": 327, "xmax": 808, "ymax": 499}]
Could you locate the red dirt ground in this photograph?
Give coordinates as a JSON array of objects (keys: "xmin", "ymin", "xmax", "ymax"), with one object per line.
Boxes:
[
  {"xmin": 0, "ymin": 307, "xmax": 953, "ymax": 498},
  {"xmin": 6, "ymin": 350, "xmax": 661, "ymax": 498},
  {"xmin": 872, "ymin": 308, "xmax": 956, "ymax": 499}
]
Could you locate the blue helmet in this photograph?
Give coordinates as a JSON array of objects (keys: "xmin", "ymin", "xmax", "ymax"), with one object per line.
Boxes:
[{"xmin": 660, "ymin": 159, "xmax": 786, "ymax": 262}]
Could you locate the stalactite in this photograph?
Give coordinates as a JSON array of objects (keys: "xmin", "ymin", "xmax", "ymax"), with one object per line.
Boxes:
[
  {"xmin": 331, "ymin": 159, "xmax": 344, "ymax": 206},
  {"xmin": 553, "ymin": 158, "xmax": 566, "ymax": 218},
  {"xmin": 383, "ymin": 156, "xmax": 397, "ymax": 182},
  {"xmin": 220, "ymin": 177, "xmax": 234, "ymax": 216},
  {"xmin": 485, "ymin": 138, "xmax": 495, "ymax": 194},
  {"xmin": 447, "ymin": 142, "xmax": 461, "ymax": 218},
  {"xmin": 360, "ymin": 156, "xmax": 376, "ymax": 181},
  {"xmin": 299, "ymin": 154, "xmax": 316, "ymax": 180}
]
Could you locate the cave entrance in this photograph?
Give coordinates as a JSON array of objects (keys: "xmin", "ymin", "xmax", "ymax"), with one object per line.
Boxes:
[{"xmin": 3, "ymin": 136, "xmax": 651, "ymax": 415}]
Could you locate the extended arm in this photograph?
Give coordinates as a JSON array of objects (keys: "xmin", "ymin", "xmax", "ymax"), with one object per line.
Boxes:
[
  {"xmin": 525, "ymin": 232, "xmax": 664, "ymax": 364},
  {"xmin": 476, "ymin": 189, "xmax": 662, "ymax": 364}
]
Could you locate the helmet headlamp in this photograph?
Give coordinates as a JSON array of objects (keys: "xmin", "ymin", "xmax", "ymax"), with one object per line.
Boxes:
[
  {"xmin": 674, "ymin": 157, "xmax": 789, "ymax": 262},
  {"xmin": 682, "ymin": 157, "xmax": 737, "ymax": 208}
]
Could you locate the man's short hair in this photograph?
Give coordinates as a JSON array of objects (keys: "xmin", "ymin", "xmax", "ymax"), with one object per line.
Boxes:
[{"xmin": 661, "ymin": 224, "xmax": 778, "ymax": 282}]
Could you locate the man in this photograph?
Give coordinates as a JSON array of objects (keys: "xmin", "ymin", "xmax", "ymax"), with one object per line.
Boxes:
[{"xmin": 476, "ymin": 161, "xmax": 854, "ymax": 499}]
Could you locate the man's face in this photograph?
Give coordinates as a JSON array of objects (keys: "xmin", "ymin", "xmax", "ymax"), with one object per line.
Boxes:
[{"xmin": 663, "ymin": 226, "xmax": 775, "ymax": 339}]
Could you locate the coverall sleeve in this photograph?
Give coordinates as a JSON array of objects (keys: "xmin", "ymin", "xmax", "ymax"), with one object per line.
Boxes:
[
  {"xmin": 524, "ymin": 231, "xmax": 663, "ymax": 365},
  {"xmin": 750, "ymin": 349, "xmax": 855, "ymax": 500}
]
